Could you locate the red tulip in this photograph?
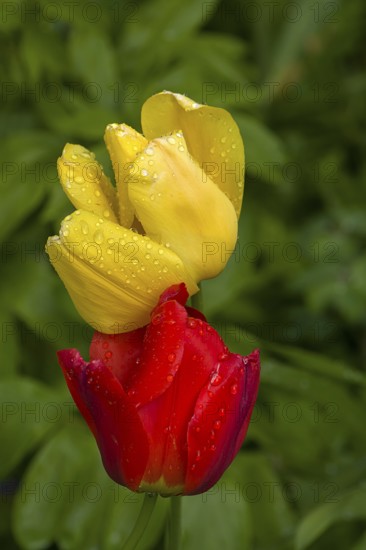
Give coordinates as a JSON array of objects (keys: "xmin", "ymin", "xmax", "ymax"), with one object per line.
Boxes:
[{"xmin": 58, "ymin": 284, "xmax": 260, "ymax": 496}]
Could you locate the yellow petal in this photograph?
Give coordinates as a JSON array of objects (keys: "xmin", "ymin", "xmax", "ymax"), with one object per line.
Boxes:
[
  {"xmin": 128, "ymin": 132, "xmax": 238, "ymax": 282},
  {"xmin": 57, "ymin": 144, "xmax": 118, "ymax": 222},
  {"xmin": 104, "ymin": 123, "xmax": 148, "ymax": 228},
  {"xmin": 45, "ymin": 210, "xmax": 198, "ymax": 334},
  {"xmin": 141, "ymin": 91, "xmax": 244, "ymax": 217}
]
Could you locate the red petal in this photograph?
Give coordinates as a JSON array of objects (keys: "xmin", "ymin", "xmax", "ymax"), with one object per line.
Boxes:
[
  {"xmin": 185, "ymin": 349, "xmax": 260, "ymax": 495},
  {"xmin": 80, "ymin": 361, "xmax": 149, "ymax": 490},
  {"xmin": 90, "ymin": 328, "xmax": 145, "ymax": 386},
  {"xmin": 58, "ymin": 349, "xmax": 149, "ymax": 491},
  {"xmin": 126, "ymin": 298, "xmax": 188, "ymax": 406},
  {"xmin": 163, "ymin": 319, "xmax": 230, "ymax": 486},
  {"xmin": 158, "ymin": 282, "xmax": 189, "ymax": 306},
  {"xmin": 185, "ymin": 306, "xmax": 206, "ymax": 322},
  {"xmin": 58, "ymin": 349, "xmax": 97, "ymax": 436},
  {"xmin": 137, "ymin": 317, "xmax": 228, "ymax": 490}
]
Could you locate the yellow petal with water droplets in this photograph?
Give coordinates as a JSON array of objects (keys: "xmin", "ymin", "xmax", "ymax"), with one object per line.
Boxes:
[
  {"xmin": 128, "ymin": 132, "xmax": 238, "ymax": 282},
  {"xmin": 57, "ymin": 144, "xmax": 118, "ymax": 222},
  {"xmin": 104, "ymin": 123, "xmax": 147, "ymax": 228},
  {"xmin": 45, "ymin": 210, "xmax": 198, "ymax": 334},
  {"xmin": 141, "ymin": 91, "xmax": 244, "ymax": 217}
]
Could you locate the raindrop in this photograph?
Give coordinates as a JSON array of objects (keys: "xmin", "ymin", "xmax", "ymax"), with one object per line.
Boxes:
[
  {"xmin": 75, "ymin": 176, "xmax": 84, "ymax": 184},
  {"xmin": 168, "ymin": 353, "xmax": 176, "ymax": 362},
  {"xmin": 210, "ymin": 373, "xmax": 222, "ymax": 386},
  {"xmin": 166, "ymin": 374, "xmax": 174, "ymax": 383},
  {"xmin": 95, "ymin": 190, "xmax": 101, "ymax": 197},
  {"xmin": 213, "ymin": 420, "xmax": 222, "ymax": 431},
  {"xmin": 152, "ymin": 314, "xmax": 162, "ymax": 325},
  {"xmin": 167, "ymin": 136, "xmax": 176, "ymax": 145},
  {"xmin": 145, "ymin": 147, "xmax": 154, "ymax": 156},
  {"xmin": 230, "ymin": 384, "xmax": 238, "ymax": 395},
  {"xmin": 141, "ymin": 169, "xmax": 149, "ymax": 177},
  {"xmin": 105, "ymin": 351, "xmax": 113, "ymax": 359},
  {"xmin": 94, "ymin": 230, "xmax": 103, "ymax": 244}
]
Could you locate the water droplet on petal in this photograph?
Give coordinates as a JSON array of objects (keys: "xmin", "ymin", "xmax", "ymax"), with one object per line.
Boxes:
[
  {"xmin": 213, "ymin": 420, "xmax": 222, "ymax": 431},
  {"xmin": 75, "ymin": 176, "xmax": 84, "ymax": 184},
  {"xmin": 168, "ymin": 353, "xmax": 176, "ymax": 362},
  {"xmin": 210, "ymin": 373, "xmax": 222, "ymax": 386},
  {"xmin": 230, "ymin": 384, "xmax": 238, "ymax": 395},
  {"xmin": 166, "ymin": 373, "xmax": 174, "ymax": 383},
  {"xmin": 94, "ymin": 230, "xmax": 104, "ymax": 244}
]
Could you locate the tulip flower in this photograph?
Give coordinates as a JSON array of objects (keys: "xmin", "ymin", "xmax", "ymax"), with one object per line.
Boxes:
[
  {"xmin": 46, "ymin": 91, "xmax": 245, "ymax": 334},
  {"xmin": 58, "ymin": 283, "xmax": 260, "ymax": 496}
]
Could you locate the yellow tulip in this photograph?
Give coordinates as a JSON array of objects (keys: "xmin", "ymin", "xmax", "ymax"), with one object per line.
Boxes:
[{"xmin": 46, "ymin": 91, "xmax": 244, "ymax": 333}]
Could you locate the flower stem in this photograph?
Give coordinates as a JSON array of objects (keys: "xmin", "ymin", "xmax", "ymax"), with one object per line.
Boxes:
[
  {"xmin": 124, "ymin": 492, "xmax": 158, "ymax": 550},
  {"xmin": 166, "ymin": 496, "xmax": 182, "ymax": 550}
]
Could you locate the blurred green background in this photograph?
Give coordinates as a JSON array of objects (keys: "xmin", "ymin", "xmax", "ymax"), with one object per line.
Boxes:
[{"xmin": 1, "ymin": 0, "xmax": 366, "ymax": 548}]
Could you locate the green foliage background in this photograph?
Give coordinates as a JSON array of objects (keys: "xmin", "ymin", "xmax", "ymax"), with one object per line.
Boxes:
[{"xmin": 1, "ymin": 0, "xmax": 366, "ymax": 548}]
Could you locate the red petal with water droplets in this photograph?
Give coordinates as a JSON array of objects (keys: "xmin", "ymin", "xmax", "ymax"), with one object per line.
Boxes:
[
  {"xmin": 58, "ymin": 349, "xmax": 149, "ymax": 491},
  {"xmin": 126, "ymin": 299, "xmax": 187, "ymax": 407},
  {"xmin": 58, "ymin": 349, "xmax": 97, "ymax": 436},
  {"xmin": 90, "ymin": 328, "xmax": 145, "ymax": 386},
  {"xmin": 80, "ymin": 361, "xmax": 149, "ymax": 490},
  {"xmin": 158, "ymin": 282, "xmax": 189, "ymax": 306},
  {"xmin": 185, "ymin": 306, "xmax": 206, "ymax": 322},
  {"xmin": 184, "ymin": 349, "xmax": 260, "ymax": 495},
  {"xmin": 161, "ymin": 318, "xmax": 229, "ymax": 487},
  {"xmin": 138, "ymin": 316, "xmax": 227, "ymax": 490}
]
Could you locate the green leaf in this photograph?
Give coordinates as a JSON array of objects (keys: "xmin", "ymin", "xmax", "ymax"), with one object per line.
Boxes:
[
  {"xmin": 0, "ymin": 312, "xmax": 20, "ymax": 378},
  {"xmin": 181, "ymin": 459, "xmax": 251, "ymax": 550},
  {"xmin": 13, "ymin": 422, "xmax": 168, "ymax": 550},
  {"xmin": 236, "ymin": 113, "xmax": 287, "ymax": 183},
  {"xmin": 295, "ymin": 488, "xmax": 366, "ymax": 550},
  {"xmin": 0, "ymin": 378, "xmax": 57, "ymax": 478}
]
